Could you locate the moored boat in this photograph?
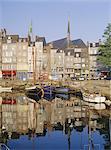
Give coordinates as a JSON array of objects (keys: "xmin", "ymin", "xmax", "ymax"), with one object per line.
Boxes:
[
  {"xmin": 53, "ymin": 86, "xmax": 70, "ymax": 94},
  {"xmin": 82, "ymin": 91, "xmax": 106, "ymax": 103}
]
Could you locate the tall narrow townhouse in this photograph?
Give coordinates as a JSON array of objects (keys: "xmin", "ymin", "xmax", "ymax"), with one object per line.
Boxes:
[
  {"xmin": 17, "ymin": 38, "xmax": 28, "ymax": 80},
  {"xmin": 0, "ymin": 30, "xmax": 2, "ymax": 78},
  {"xmin": 2, "ymin": 34, "xmax": 19, "ymax": 79},
  {"xmin": 27, "ymin": 41, "xmax": 35, "ymax": 80},
  {"xmin": 35, "ymin": 36, "xmax": 46, "ymax": 79},
  {"xmin": 88, "ymin": 41, "xmax": 100, "ymax": 77}
]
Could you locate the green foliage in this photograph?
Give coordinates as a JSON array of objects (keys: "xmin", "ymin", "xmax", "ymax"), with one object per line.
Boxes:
[{"xmin": 98, "ymin": 23, "xmax": 111, "ymax": 67}]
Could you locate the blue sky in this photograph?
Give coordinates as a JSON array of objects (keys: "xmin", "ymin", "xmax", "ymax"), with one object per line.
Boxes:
[{"xmin": 0, "ymin": 0, "xmax": 111, "ymax": 43}]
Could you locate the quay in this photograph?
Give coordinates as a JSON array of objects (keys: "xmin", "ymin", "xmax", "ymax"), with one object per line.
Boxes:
[{"xmin": 0, "ymin": 79, "xmax": 111, "ymax": 100}]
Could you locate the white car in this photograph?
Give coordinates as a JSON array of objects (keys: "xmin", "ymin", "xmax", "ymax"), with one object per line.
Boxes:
[{"xmin": 79, "ymin": 77, "xmax": 85, "ymax": 81}]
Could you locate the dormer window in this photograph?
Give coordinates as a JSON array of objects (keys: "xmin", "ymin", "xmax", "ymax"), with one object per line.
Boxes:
[
  {"xmin": 7, "ymin": 36, "xmax": 11, "ymax": 43},
  {"xmin": 8, "ymin": 36, "xmax": 11, "ymax": 40}
]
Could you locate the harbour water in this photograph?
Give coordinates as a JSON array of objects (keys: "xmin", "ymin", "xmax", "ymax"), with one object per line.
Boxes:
[{"xmin": 0, "ymin": 92, "xmax": 110, "ymax": 150}]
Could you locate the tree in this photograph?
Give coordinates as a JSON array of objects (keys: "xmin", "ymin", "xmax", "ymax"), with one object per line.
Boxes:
[{"xmin": 98, "ymin": 23, "xmax": 111, "ymax": 68}]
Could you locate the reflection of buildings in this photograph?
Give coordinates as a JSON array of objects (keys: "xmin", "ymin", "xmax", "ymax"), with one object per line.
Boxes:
[{"xmin": 0, "ymin": 95, "xmax": 110, "ymax": 150}]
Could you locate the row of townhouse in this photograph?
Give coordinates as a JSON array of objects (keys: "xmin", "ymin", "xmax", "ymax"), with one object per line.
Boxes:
[
  {"xmin": 0, "ymin": 28, "xmax": 101, "ymax": 81},
  {"xmin": 0, "ymin": 29, "xmax": 48, "ymax": 81}
]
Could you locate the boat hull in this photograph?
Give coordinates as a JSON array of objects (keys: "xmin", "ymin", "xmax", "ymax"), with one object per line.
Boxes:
[{"xmin": 83, "ymin": 93, "xmax": 106, "ymax": 103}]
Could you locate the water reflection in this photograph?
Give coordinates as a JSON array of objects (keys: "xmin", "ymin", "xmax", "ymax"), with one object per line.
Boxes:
[{"xmin": 0, "ymin": 92, "xmax": 110, "ymax": 150}]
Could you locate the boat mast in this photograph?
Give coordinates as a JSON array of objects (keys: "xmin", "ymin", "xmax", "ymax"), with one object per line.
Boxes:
[
  {"xmin": 32, "ymin": 46, "xmax": 36, "ymax": 85},
  {"xmin": 29, "ymin": 21, "xmax": 36, "ymax": 85}
]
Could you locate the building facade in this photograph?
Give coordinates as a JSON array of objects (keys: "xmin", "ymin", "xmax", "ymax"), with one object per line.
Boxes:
[
  {"xmin": 17, "ymin": 38, "xmax": 28, "ymax": 80},
  {"xmin": 0, "ymin": 27, "xmax": 90, "ymax": 81},
  {"xmin": 88, "ymin": 41, "xmax": 100, "ymax": 77},
  {"xmin": 2, "ymin": 35, "xmax": 19, "ymax": 79},
  {"xmin": 48, "ymin": 38, "xmax": 89, "ymax": 80},
  {"xmin": 0, "ymin": 30, "xmax": 2, "ymax": 78}
]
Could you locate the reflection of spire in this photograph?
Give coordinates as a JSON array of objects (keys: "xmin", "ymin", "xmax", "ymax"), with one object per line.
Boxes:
[{"xmin": 67, "ymin": 17, "xmax": 70, "ymax": 48}]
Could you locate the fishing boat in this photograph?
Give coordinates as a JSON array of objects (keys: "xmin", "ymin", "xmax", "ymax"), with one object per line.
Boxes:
[
  {"xmin": 82, "ymin": 90, "xmax": 106, "ymax": 103},
  {"xmin": 53, "ymin": 86, "xmax": 70, "ymax": 94}
]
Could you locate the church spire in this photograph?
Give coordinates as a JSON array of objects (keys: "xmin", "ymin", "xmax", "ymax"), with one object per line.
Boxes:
[
  {"xmin": 28, "ymin": 21, "xmax": 34, "ymax": 42},
  {"xmin": 67, "ymin": 16, "xmax": 70, "ymax": 48}
]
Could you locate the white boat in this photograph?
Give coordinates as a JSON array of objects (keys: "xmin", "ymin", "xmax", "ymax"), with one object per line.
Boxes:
[
  {"xmin": 0, "ymin": 86, "xmax": 12, "ymax": 93},
  {"xmin": 82, "ymin": 92, "xmax": 106, "ymax": 103},
  {"xmin": 104, "ymin": 100, "xmax": 111, "ymax": 106}
]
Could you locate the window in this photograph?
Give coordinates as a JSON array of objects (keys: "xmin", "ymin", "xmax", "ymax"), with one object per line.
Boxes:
[
  {"xmin": 90, "ymin": 43, "xmax": 93, "ymax": 47},
  {"xmin": 75, "ymin": 48, "xmax": 81, "ymax": 52},
  {"xmin": 68, "ymin": 52, "xmax": 70, "ymax": 56},
  {"xmin": 76, "ymin": 53, "xmax": 79, "ymax": 57},
  {"xmin": 82, "ymin": 64, "xmax": 85, "ymax": 67}
]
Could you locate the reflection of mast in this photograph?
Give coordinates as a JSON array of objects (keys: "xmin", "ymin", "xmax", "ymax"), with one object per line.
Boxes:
[
  {"xmin": 109, "ymin": 110, "xmax": 111, "ymax": 147},
  {"xmin": 68, "ymin": 127, "xmax": 71, "ymax": 150},
  {"xmin": 0, "ymin": 97, "xmax": 2, "ymax": 134},
  {"xmin": 63, "ymin": 50, "xmax": 65, "ymax": 81},
  {"xmin": 88, "ymin": 109, "xmax": 91, "ymax": 150},
  {"xmin": 87, "ymin": 109, "xmax": 95, "ymax": 150},
  {"xmin": 29, "ymin": 21, "xmax": 36, "ymax": 85}
]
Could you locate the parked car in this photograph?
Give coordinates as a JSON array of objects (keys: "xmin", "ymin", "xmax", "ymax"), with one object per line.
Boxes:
[
  {"xmin": 71, "ymin": 77, "xmax": 77, "ymax": 81},
  {"xmin": 93, "ymin": 76, "xmax": 100, "ymax": 80},
  {"xmin": 78, "ymin": 76, "xmax": 85, "ymax": 81},
  {"xmin": 105, "ymin": 76, "xmax": 111, "ymax": 80}
]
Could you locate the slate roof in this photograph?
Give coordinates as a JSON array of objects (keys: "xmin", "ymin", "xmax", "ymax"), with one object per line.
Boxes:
[
  {"xmin": 49, "ymin": 38, "xmax": 87, "ymax": 49},
  {"xmin": 2, "ymin": 35, "xmax": 19, "ymax": 43},
  {"xmin": 71, "ymin": 39, "xmax": 87, "ymax": 48}
]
